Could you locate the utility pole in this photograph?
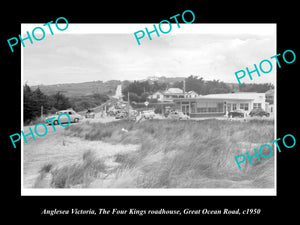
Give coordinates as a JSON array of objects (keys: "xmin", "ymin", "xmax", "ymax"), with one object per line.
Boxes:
[
  {"xmin": 183, "ymin": 79, "xmax": 186, "ymax": 98},
  {"xmin": 127, "ymin": 92, "xmax": 130, "ymax": 113}
]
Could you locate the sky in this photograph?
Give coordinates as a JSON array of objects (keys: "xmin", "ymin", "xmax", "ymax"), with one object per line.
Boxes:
[{"xmin": 22, "ymin": 24, "xmax": 276, "ymax": 85}]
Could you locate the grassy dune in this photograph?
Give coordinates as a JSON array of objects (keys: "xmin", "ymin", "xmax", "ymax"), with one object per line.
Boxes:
[{"xmin": 45, "ymin": 119, "xmax": 274, "ymax": 188}]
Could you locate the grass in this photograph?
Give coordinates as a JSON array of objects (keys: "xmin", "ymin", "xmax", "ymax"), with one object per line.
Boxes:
[
  {"xmin": 35, "ymin": 150, "xmax": 107, "ymax": 188},
  {"xmin": 60, "ymin": 118, "xmax": 275, "ymax": 188}
]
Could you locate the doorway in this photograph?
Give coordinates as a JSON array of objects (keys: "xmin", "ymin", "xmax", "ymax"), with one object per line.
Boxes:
[{"xmin": 182, "ymin": 104, "xmax": 190, "ymax": 115}]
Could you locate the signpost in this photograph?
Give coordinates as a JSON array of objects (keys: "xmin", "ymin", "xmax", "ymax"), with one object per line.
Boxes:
[{"xmin": 144, "ymin": 101, "xmax": 149, "ymax": 110}]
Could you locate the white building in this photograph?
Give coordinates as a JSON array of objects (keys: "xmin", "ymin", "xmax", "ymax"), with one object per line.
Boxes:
[
  {"xmin": 148, "ymin": 91, "xmax": 164, "ymax": 101},
  {"xmin": 173, "ymin": 92, "xmax": 267, "ymax": 118},
  {"xmin": 185, "ymin": 90, "xmax": 199, "ymax": 98},
  {"xmin": 203, "ymin": 92, "xmax": 266, "ymax": 112}
]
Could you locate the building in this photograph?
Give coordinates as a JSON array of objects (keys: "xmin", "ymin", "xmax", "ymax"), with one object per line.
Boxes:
[
  {"xmin": 148, "ymin": 88, "xmax": 185, "ymax": 102},
  {"xmin": 173, "ymin": 92, "xmax": 267, "ymax": 118},
  {"xmin": 265, "ymin": 89, "xmax": 274, "ymax": 114},
  {"xmin": 148, "ymin": 91, "xmax": 164, "ymax": 101},
  {"xmin": 265, "ymin": 89, "xmax": 274, "ymax": 104},
  {"xmin": 185, "ymin": 90, "xmax": 199, "ymax": 98},
  {"xmin": 163, "ymin": 88, "xmax": 185, "ymax": 101}
]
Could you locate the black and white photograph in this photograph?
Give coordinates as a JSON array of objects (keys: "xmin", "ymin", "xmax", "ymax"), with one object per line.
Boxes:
[
  {"xmin": 21, "ymin": 24, "xmax": 276, "ymax": 195},
  {"xmin": 3, "ymin": 4, "xmax": 299, "ymax": 220}
]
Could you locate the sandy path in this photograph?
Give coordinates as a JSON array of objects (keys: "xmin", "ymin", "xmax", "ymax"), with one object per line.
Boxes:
[{"xmin": 23, "ymin": 123, "xmax": 139, "ymax": 188}]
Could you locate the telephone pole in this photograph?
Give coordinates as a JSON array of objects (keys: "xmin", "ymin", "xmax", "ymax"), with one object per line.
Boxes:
[{"xmin": 183, "ymin": 79, "xmax": 186, "ymax": 98}]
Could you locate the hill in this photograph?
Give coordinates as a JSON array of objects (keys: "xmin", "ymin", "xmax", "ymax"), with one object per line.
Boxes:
[
  {"xmin": 30, "ymin": 80, "xmax": 121, "ymax": 97},
  {"xmin": 29, "ymin": 77, "xmax": 273, "ymax": 99}
]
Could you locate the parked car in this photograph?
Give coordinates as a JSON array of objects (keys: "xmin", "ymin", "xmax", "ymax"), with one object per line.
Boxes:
[
  {"xmin": 85, "ymin": 109, "xmax": 95, "ymax": 119},
  {"xmin": 46, "ymin": 110, "xmax": 82, "ymax": 125},
  {"xmin": 141, "ymin": 110, "xmax": 156, "ymax": 120},
  {"xmin": 115, "ymin": 111, "xmax": 128, "ymax": 119},
  {"xmin": 228, "ymin": 110, "xmax": 245, "ymax": 118},
  {"xmin": 168, "ymin": 111, "xmax": 190, "ymax": 120},
  {"xmin": 128, "ymin": 110, "xmax": 138, "ymax": 120},
  {"xmin": 249, "ymin": 108, "xmax": 270, "ymax": 117}
]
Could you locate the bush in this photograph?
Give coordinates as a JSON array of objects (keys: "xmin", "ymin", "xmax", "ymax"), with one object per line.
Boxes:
[
  {"xmin": 51, "ymin": 150, "xmax": 107, "ymax": 188},
  {"xmin": 65, "ymin": 119, "xmax": 274, "ymax": 188}
]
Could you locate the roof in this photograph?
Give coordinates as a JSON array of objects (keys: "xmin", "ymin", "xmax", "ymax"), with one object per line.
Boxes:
[
  {"xmin": 173, "ymin": 92, "xmax": 264, "ymax": 101},
  {"xmin": 151, "ymin": 91, "xmax": 163, "ymax": 95},
  {"xmin": 187, "ymin": 90, "xmax": 199, "ymax": 95},
  {"xmin": 202, "ymin": 92, "xmax": 265, "ymax": 100},
  {"xmin": 265, "ymin": 89, "xmax": 274, "ymax": 96},
  {"xmin": 164, "ymin": 88, "xmax": 183, "ymax": 94}
]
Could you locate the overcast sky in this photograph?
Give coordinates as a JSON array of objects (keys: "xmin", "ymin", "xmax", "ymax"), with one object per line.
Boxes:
[{"xmin": 23, "ymin": 24, "xmax": 276, "ymax": 85}]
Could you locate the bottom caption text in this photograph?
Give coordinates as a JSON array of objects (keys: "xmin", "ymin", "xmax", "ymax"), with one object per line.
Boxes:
[{"xmin": 41, "ymin": 208, "xmax": 261, "ymax": 216}]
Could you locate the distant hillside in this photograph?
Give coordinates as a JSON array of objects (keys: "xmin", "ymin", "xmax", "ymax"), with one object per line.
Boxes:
[
  {"xmin": 30, "ymin": 80, "xmax": 121, "ymax": 97},
  {"xmin": 29, "ymin": 77, "xmax": 272, "ymax": 99}
]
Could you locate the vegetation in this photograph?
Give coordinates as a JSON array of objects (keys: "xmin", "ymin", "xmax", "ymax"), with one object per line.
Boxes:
[
  {"xmin": 122, "ymin": 80, "xmax": 167, "ymax": 102},
  {"xmin": 24, "ymin": 77, "xmax": 274, "ymax": 123},
  {"xmin": 60, "ymin": 119, "xmax": 274, "ymax": 188},
  {"xmin": 239, "ymin": 83, "xmax": 274, "ymax": 92},
  {"xmin": 121, "ymin": 76, "xmax": 274, "ymax": 102},
  {"xmin": 50, "ymin": 150, "xmax": 107, "ymax": 188},
  {"xmin": 23, "ymin": 84, "xmax": 109, "ymax": 124}
]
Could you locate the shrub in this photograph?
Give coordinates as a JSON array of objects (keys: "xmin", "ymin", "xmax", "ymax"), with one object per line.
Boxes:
[
  {"xmin": 65, "ymin": 119, "xmax": 275, "ymax": 188},
  {"xmin": 50, "ymin": 150, "xmax": 107, "ymax": 188}
]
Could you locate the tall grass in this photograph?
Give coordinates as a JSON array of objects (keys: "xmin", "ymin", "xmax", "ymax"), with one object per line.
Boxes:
[
  {"xmin": 64, "ymin": 119, "xmax": 274, "ymax": 188},
  {"xmin": 35, "ymin": 150, "xmax": 107, "ymax": 188}
]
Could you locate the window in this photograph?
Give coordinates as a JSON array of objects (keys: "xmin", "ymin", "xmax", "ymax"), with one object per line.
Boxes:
[
  {"xmin": 191, "ymin": 102, "xmax": 196, "ymax": 113},
  {"xmin": 253, "ymin": 103, "xmax": 262, "ymax": 109},
  {"xmin": 194, "ymin": 101, "xmax": 223, "ymax": 113},
  {"xmin": 240, "ymin": 103, "xmax": 249, "ymax": 111},
  {"xmin": 197, "ymin": 108, "xmax": 207, "ymax": 113},
  {"xmin": 232, "ymin": 104, "xmax": 237, "ymax": 110}
]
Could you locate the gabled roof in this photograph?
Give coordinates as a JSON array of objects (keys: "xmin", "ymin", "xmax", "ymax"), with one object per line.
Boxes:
[
  {"xmin": 151, "ymin": 91, "xmax": 164, "ymax": 95},
  {"xmin": 265, "ymin": 89, "xmax": 274, "ymax": 96},
  {"xmin": 164, "ymin": 88, "xmax": 183, "ymax": 94},
  {"xmin": 187, "ymin": 90, "xmax": 199, "ymax": 95}
]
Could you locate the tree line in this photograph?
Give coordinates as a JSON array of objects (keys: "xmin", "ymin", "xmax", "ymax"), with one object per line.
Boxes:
[
  {"xmin": 24, "ymin": 84, "xmax": 109, "ymax": 124},
  {"xmin": 122, "ymin": 75, "xmax": 274, "ymax": 102}
]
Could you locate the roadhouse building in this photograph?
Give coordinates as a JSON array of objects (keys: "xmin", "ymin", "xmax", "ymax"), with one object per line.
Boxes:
[{"xmin": 173, "ymin": 92, "xmax": 267, "ymax": 118}]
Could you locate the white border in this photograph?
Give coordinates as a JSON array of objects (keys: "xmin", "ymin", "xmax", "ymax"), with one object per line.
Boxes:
[{"xmin": 21, "ymin": 23, "xmax": 277, "ymax": 196}]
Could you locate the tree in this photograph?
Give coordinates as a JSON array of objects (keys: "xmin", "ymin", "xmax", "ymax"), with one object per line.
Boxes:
[
  {"xmin": 24, "ymin": 84, "xmax": 35, "ymax": 123},
  {"xmin": 239, "ymin": 83, "xmax": 274, "ymax": 92},
  {"xmin": 49, "ymin": 92, "xmax": 72, "ymax": 110}
]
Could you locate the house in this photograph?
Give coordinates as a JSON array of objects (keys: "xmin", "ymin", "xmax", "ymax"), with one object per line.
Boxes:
[
  {"xmin": 163, "ymin": 88, "xmax": 185, "ymax": 100},
  {"xmin": 148, "ymin": 88, "xmax": 185, "ymax": 102},
  {"xmin": 265, "ymin": 89, "xmax": 274, "ymax": 114},
  {"xmin": 149, "ymin": 88, "xmax": 200, "ymax": 103},
  {"xmin": 173, "ymin": 92, "xmax": 267, "ymax": 118},
  {"xmin": 265, "ymin": 89, "xmax": 274, "ymax": 104},
  {"xmin": 148, "ymin": 91, "xmax": 164, "ymax": 101},
  {"xmin": 185, "ymin": 90, "xmax": 199, "ymax": 98}
]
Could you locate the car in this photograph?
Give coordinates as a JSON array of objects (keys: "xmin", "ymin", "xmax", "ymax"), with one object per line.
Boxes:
[
  {"xmin": 46, "ymin": 110, "xmax": 82, "ymax": 125},
  {"xmin": 228, "ymin": 110, "xmax": 245, "ymax": 118},
  {"xmin": 168, "ymin": 111, "xmax": 190, "ymax": 120},
  {"xmin": 249, "ymin": 108, "xmax": 270, "ymax": 117},
  {"xmin": 141, "ymin": 110, "xmax": 156, "ymax": 120},
  {"xmin": 85, "ymin": 109, "xmax": 95, "ymax": 119},
  {"xmin": 115, "ymin": 111, "xmax": 128, "ymax": 119},
  {"xmin": 128, "ymin": 110, "xmax": 138, "ymax": 120}
]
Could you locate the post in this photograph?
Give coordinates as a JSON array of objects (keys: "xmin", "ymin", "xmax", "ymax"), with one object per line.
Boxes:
[
  {"xmin": 183, "ymin": 79, "xmax": 186, "ymax": 98},
  {"xmin": 127, "ymin": 92, "xmax": 130, "ymax": 113}
]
